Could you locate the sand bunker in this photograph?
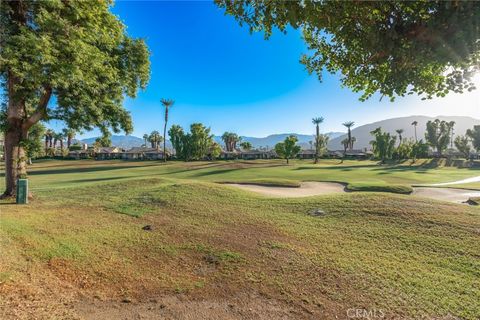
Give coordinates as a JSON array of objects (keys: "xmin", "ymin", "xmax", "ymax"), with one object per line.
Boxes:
[
  {"xmin": 413, "ymin": 187, "xmax": 480, "ymax": 204},
  {"xmin": 226, "ymin": 182, "xmax": 345, "ymax": 198},
  {"xmin": 227, "ymin": 181, "xmax": 479, "ymax": 204},
  {"xmin": 421, "ymin": 175, "xmax": 480, "ymax": 186}
]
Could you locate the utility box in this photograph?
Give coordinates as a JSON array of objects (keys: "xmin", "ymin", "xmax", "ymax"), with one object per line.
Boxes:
[{"xmin": 16, "ymin": 179, "xmax": 28, "ymax": 204}]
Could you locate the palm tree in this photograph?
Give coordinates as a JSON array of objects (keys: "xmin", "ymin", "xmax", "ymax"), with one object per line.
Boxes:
[
  {"xmin": 221, "ymin": 132, "xmax": 240, "ymax": 152},
  {"xmin": 149, "ymin": 131, "xmax": 162, "ymax": 149},
  {"xmin": 52, "ymin": 131, "xmax": 58, "ymax": 149},
  {"xmin": 44, "ymin": 129, "xmax": 53, "ymax": 153},
  {"xmin": 395, "ymin": 129, "xmax": 404, "ymax": 146},
  {"xmin": 142, "ymin": 134, "xmax": 149, "ymax": 147},
  {"xmin": 350, "ymin": 136, "xmax": 356, "ymax": 149},
  {"xmin": 411, "ymin": 121, "xmax": 418, "ymax": 142},
  {"xmin": 57, "ymin": 133, "xmax": 65, "ymax": 151},
  {"xmin": 161, "ymin": 98, "xmax": 175, "ymax": 162},
  {"xmin": 312, "ymin": 117, "xmax": 324, "ymax": 164},
  {"xmin": 63, "ymin": 128, "xmax": 76, "ymax": 148},
  {"xmin": 342, "ymin": 121, "xmax": 355, "ymax": 150},
  {"xmin": 341, "ymin": 138, "xmax": 349, "ymax": 156}
]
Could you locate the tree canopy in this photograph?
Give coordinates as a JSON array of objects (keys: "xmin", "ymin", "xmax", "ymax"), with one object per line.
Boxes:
[
  {"xmin": 216, "ymin": 1, "xmax": 480, "ymax": 101},
  {"xmin": 1, "ymin": 0, "xmax": 150, "ymax": 132},
  {"xmin": 275, "ymin": 135, "xmax": 301, "ymax": 164},
  {"xmin": 169, "ymin": 123, "xmax": 216, "ymax": 161},
  {"xmin": 1, "ymin": 0, "xmax": 150, "ymax": 196}
]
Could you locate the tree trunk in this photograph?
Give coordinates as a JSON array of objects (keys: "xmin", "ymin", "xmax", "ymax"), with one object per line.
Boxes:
[
  {"xmin": 3, "ymin": 126, "xmax": 28, "ymax": 197},
  {"xmin": 163, "ymin": 107, "xmax": 168, "ymax": 162},
  {"xmin": 314, "ymin": 125, "xmax": 319, "ymax": 164},
  {"xmin": 286, "ymin": 158, "xmax": 289, "ymax": 164},
  {"xmin": 348, "ymin": 129, "xmax": 352, "ymax": 150}
]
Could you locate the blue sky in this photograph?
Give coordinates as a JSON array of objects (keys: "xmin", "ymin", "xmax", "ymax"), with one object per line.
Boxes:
[{"xmin": 51, "ymin": 1, "xmax": 479, "ymax": 139}]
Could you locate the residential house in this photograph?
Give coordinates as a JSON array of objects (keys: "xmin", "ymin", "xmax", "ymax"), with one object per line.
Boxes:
[
  {"xmin": 95, "ymin": 147, "xmax": 122, "ymax": 160},
  {"xmin": 122, "ymin": 147, "xmax": 168, "ymax": 160}
]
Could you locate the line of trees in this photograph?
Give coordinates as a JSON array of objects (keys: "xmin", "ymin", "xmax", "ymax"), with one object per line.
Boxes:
[{"xmin": 369, "ymin": 119, "xmax": 480, "ymax": 162}]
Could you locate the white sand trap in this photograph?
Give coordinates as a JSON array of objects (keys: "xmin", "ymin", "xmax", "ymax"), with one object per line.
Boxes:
[
  {"xmin": 422, "ymin": 175, "xmax": 480, "ymax": 186},
  {"xmin": 226, "ymin": 182, "xmax": 345, "ymax": 198},
  {"xmin": 413, "ymin": 187, "xmax": 480, "ymax": 203}
]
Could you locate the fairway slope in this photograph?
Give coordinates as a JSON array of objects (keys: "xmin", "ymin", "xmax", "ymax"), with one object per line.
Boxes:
[{"xmin": 1, "ymin": 160, "xmax": 480, "ymax": 319}]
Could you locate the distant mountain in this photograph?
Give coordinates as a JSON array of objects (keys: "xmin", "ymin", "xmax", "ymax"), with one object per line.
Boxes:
[
  {"xmin": 81, "ymin": 135, "xmax": 144, "ymax": 149},
  {"xmin": 328, "ymin": 115, "xmax": 480, "ymax": 150},
  {"xmin": 81, "ymin": 132, "xmax": 344, "ymax": 150},
  {"xmin": 214, "ymin": 132, "xmax": 344, "ymax": 150}
]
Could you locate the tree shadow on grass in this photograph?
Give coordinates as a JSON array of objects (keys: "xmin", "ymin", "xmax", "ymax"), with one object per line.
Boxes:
[
  {"xmin": 64, "ymin": 176, "xmax": 128, "ymax": 184},
  {"xmin": 25, "ymin": 165, "xmax": 137, "ymax": 176},
  {"xmin": 192, "ymin": 168, "xmax": 242, "ymax": 177},
  {"xmin": 295, "ymin": 164, "xmax": 378, "ymax": 171}
]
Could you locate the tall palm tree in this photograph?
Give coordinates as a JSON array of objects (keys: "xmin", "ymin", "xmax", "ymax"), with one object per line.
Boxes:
[
  {"xmin": 142, "ymin": 134, "xmax": 149, "ymax": 147},
  {"xmin": 312, "ymin": 117, "xmax": 324, "ymax": 164},
  {"xmin": 342, "ymin": 121, "xmax": 355, "ymax": 150},
  {"xmin": 411, "ymin": 121, "xmax": 418, "ymax": 142},
  {"xmin": 161, "ymin": 98, "xmax": 175, "ymax": 162},
  {"xmin": 395, "ymin": 129, "xmax": 404, "ymax": 146}
]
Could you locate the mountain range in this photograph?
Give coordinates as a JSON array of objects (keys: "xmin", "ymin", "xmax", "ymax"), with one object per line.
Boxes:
[
  {"xmin": 328, "ymin": 115, "xmax": 479, "ymax": 150},
  {"xmin": 80, "ymin": 116, "xmax": 479, "ymax": 151}
]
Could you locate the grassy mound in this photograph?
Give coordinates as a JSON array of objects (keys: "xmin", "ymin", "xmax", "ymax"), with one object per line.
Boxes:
[{"xmin": 346, "ymin": 182, "xmax": 413, "ymax": 194}]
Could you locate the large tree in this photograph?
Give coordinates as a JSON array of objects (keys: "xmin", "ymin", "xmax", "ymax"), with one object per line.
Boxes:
[
  {"xmin": 275, "ymin": 135, "xmax": 301, "ymax": 164},
  {"xmin": 425, "ymin": 119, "xmax": 455, "ymax": 156},
  {"xmin": 466, "ymin": 126, "xmax": 480, "ymax": 152},
  {"xmin": 0, "ymin": 0, "xmax": 150, "ymax": 197},
  {"xmin": 454, "ymin": 135, "xmax": 471, "ymax": 160},
  {"xmin": 169, "ymin": 123, "xmax": 215, "ymax": 161},
  {"xmin": 216, "ymin": 1, "xmax": 480, "ymax": 101},
  {"xmin": 370, "ymin": 127, "xmax": 396, "ymax": 164}
]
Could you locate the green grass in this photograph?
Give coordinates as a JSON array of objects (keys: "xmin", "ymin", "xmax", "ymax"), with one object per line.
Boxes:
[
  {"xmin": 0, "ymin": 159, "xmax": 479, "ymax": 319},
  {"xmin": 346, "ymin": 182, "xmax": 413, "ymax": 194},
  {"xmin": 1, "ymin": 158, "xmax": 479, "ymax": 192}
]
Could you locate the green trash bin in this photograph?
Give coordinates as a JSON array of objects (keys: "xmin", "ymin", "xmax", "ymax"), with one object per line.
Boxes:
[{"xmin": 16, "ymin": 179, "xmax": 28, "ymax": 204}]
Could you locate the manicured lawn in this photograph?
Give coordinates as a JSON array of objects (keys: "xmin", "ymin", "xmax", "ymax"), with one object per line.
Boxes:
[
  {"xmin": 0, "ymin": 159, "xmax": 479, "ymax": 319},
  {"xmin": 1, "ymin": 158, "xmax": 479, "ymax": 192}
]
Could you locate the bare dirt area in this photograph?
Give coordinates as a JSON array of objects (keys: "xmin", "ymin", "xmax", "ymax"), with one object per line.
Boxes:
[
  {"xmin": 75, "ymin": 294, "xmax": 305, "ymax": 320},
  {"xmin": 226, "ymin": 182, "xmax": 346, "ymax": 198}
]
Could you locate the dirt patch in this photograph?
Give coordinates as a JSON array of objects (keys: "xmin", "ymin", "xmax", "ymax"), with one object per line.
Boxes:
[
  {"xmin": 74, "ymin": 293, "xmax": 306, "ymax": 320},
  {"xmin": 226, "ymin": 182, "xmax": 346, "ymax": 198},
  {"xmin": 413, "ymin": 187, "xmax": 480, "ymax": 204}
]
